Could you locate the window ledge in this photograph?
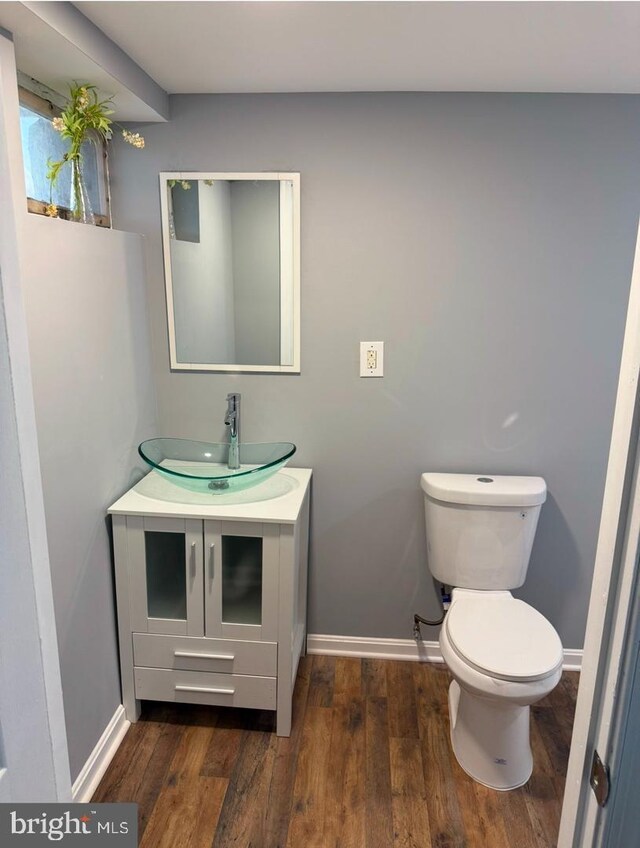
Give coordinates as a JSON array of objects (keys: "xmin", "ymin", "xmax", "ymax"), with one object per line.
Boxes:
[{"xmin": 27, "ymin": 198, "xmax": 110, "ymax": 229}]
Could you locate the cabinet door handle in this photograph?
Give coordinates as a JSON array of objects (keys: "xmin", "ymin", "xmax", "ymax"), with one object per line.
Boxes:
[
  {"xmin": 209, "ymin": 543, "xmax": 215, "ymax": 581},
  {"xmin": 174, "ymin": 651, "xmax": 235, "ymax": 661},
  {"xmin": 190, "ymin": 541, "xmax": 196, "ymax": 577},
  {"xmin": 175, "ymin": 684, "xmax": 235, "ymax": 695}
]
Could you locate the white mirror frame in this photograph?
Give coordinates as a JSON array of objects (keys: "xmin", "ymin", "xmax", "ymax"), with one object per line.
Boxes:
[{"xmin": 159, "ymin": 171, "xmax": 301, "ymax": 373}]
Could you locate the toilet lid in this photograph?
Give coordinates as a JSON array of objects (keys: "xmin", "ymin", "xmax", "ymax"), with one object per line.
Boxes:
[{"xmin": 446, "ymin": 596, "xmax": 563, "ymax": 682}]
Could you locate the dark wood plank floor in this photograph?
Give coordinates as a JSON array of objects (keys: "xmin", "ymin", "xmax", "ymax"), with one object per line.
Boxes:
[{"xmin": 93, "ymin": 657, "xmax": 578, "ymax": 848}]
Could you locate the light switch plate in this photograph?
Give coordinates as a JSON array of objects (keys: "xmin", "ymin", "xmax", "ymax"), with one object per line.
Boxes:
[{"xmin": 360, "ymin": 341, "xmax": 384, "ymax": 377}]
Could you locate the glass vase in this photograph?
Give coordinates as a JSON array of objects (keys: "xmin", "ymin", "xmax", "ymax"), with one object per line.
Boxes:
[{"xmin": 69, "ymin": 157, "xmax": 95, "ymax": 225}]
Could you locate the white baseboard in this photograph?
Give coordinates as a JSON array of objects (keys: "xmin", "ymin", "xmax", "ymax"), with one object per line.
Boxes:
[
  {"xmin": 307, "ymin": 634, "xmax": 445, "ymax": 663},
  {"xmin": 561, "ymin": 649, "xmax": 583, "ymax": 672},
  {"xmin": 307, "ymin": 634, "xmax": 583, "ymax": 671},
  {"xmin": 72, "ymin": 705, "xmax": 130, "ymax": 803}
]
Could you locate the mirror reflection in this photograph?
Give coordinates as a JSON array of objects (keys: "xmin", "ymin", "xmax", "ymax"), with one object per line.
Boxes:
[{"xmin": 160, "ymin": 172, "xmax": 299, "ymax": 372}]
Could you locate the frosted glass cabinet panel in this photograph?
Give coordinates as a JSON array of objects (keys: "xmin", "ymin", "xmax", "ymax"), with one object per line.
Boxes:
[
  {"xmin": 128, "ymin": 516, "xmax": 204, "ymax": 636},
  {"xmin": 205, "ymin": 521, "xmax": 279, "ymax": 641},
  {"xmin": 127, "ymin": 517, "xmax": 278, "ymax": 640},
  {"xmin": 221, "ymin": 535, "xmax": 263, "ymax": 626},
  {"xmin": 145, "ymin": 531, "xmax": 187, "ymax": 621}
]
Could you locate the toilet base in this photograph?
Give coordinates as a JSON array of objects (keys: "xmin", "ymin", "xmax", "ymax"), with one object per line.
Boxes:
[{"xmin": 448, "ymin": 680, "xmax": 533, "ymax": 791}]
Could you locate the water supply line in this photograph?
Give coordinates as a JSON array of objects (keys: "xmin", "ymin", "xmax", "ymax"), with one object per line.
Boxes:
[{"xmin": 413, "ymin": 583, "xmax": 450, "ymax": 641}]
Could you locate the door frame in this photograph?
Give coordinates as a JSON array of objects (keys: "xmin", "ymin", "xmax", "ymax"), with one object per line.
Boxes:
[
  {"xmin": 558, "ymin": 219, "xmax": 640, "ymax": 847},
  {"xmin": 599, "ymin": 571, "xmax": 640, "ymax": 847}
]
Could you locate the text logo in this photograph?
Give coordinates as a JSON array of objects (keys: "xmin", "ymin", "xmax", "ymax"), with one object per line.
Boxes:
[{"xmin": 0, "ymin": 804, "xmax": 136, "ymax": 845}]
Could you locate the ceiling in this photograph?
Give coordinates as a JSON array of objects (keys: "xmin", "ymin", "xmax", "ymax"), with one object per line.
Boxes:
[
  {"xmin": 74, "ymin": 1, "xmax": 640, "ymax": 94},
  {"xmin": 0, "ymin": 1, "xmax": 168, "ymax": 119}
]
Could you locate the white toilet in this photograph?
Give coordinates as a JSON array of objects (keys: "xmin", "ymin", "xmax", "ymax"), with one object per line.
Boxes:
[{"xmin": 421, "ymin": 472, "xmax": 563, "ymax": 791}]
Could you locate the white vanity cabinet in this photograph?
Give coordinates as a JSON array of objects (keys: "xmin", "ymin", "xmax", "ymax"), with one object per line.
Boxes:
[{"xmin": 108, "ymin": 468, "xmax": 311, "ymax": 737}]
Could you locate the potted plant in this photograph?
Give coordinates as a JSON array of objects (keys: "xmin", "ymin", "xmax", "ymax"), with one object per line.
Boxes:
[{"xmin": 46, "ymin": 82, "xmax": 145, "ymax": 224}]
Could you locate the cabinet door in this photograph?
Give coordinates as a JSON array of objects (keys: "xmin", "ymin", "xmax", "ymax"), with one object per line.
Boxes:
[
  {"xmin": 128, "ymin": 516, "xmax": 204, "ymax": 636},
  {"xmin": 204, "ymin": 521, "xmax": 279, "ymax": 641}
]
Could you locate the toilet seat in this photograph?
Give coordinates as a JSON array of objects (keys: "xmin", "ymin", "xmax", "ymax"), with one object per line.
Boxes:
[{"xmin": 446, "ymin": 595, "xmax": 563, "ymax": 682}]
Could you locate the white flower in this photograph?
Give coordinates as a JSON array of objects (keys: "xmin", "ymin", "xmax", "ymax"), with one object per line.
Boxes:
[
  {"xmin": 122, "ymin": 129, "xmax": 145, "ymax": 149},
  {"xmin": 77, "ymin": 87, "xmax": 90, "ymax": 110},
  {"xmin": 52, "ymin": 117, "xmax": 64, "ymax": 132}
]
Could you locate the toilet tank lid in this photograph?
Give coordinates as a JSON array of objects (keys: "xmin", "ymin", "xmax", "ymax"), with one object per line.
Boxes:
[{"xmin": 421, "ymin": 473, "xmax": 547, "ymax": 507}]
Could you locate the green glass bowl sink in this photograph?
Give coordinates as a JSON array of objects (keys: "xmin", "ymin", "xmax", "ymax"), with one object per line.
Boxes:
[{"xmin": 138, "ymin": 438, "xmax": 296, "ymax": 494}]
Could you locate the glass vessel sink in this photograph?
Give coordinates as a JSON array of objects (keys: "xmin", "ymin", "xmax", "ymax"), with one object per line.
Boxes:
[{"xmin": 139, "ymin": 438, "xmax": 296, "ymax": 494}]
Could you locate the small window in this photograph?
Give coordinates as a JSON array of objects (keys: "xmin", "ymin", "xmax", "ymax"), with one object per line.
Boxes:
[{"xmin": 18, "ymin": 86, "xmax": 111, "ymax": 227}]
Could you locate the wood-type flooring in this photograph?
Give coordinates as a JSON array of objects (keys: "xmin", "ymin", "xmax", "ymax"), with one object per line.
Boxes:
[{"xmin": 94, "ymin": 656, "xmax": 579, "ymax": 848}]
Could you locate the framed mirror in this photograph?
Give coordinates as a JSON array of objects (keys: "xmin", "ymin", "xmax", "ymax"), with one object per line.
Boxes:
[{"xmin": 159, "ymin": 172, "xmax": 300, "ymax": 373}]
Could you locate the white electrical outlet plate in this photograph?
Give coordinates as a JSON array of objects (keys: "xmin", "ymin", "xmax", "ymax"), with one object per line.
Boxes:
[{"xmin": 360, "ymin": 341, "xmax": 384, "ymax": 377}]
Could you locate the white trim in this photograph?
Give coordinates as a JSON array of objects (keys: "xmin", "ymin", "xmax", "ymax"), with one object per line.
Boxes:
[
  {"xmin": 158, "ymin": 171, "xmax": 301, "ymax": 374},
  {"xmin": 291, "ymin": 172, "xmax": 301, "ymax": 373},
  {"xmin": 159, "ymin": 171, "xmax": 294, "ymax": 182},
  {"xmin": 308, "ymin": 633, "xmax": 445, "ymax": 663},
  {"xmin": 562, "ymin": 649, "xmax": 584, "ymax": 673},
  {"xmin": 558, "ymin": 220, "xmax": 640, "ymax": 848},
  {"xmin": 279, "ymin": 178, "xmax": 294, "ymax": 366},
  {"xmin": 164, "ymin": 362, "xmax": 301, "ymax": 374},
  {"xmin": 158, "ymin": 175, "xmax": 178, "ymax": 368},
  {"xmin": 71, "ymin": 706, "xmax": 130, "ymax": 803},
  {"xmin": 307, "ymin": 634, "xmax": 583, "ymax": 671}
]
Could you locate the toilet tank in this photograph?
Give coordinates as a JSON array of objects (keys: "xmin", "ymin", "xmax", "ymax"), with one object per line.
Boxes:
[{"xmin": 421, "ymin": 473, "xmax": 547, "ymax": 590}]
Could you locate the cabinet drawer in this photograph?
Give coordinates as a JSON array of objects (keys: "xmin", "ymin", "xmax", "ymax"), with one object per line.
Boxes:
[
  {"xmin": 134, "ymin": 667, "xmax": 276, "ymax": 710},
  {"xmin": 133, "ymin": 633, "xmax": 277, "ymax": 676}
]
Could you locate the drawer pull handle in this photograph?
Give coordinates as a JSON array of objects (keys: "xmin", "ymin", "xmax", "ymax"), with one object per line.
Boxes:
[
  {"xmin": 174, "ymin": 651, "xmax": 235, "ymax": 661},
  {"xmin": 175, "ymin": 684, "xmax": 235, "ymax": 695}
]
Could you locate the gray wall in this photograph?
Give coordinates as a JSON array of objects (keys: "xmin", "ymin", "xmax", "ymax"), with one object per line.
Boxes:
[
  {"xmin": 172, "ymin": 180, "xmax": 236, "ymax": 363},
  {"xmin": 230, "ymin": 180, "xmax": 281, "ymax": 365},
  {"xmin": 21, "ymin": 215, "xmax": 157, "ymax": 781},
  {"xmin": 111, "ymin": 93, "xmax": 640, "ymax": 649},
  {"xmin": 0, "ymin": 32, "xmax": 71, "ymax": 800}
]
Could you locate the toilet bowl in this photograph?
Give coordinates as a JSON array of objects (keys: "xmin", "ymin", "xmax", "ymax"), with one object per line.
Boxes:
[
  {"xmin": 420, "ymin": 472, "xmax": 563, "ymax": 790},
  {"xmin": 440, "ymin": 588, "xmax": 563, "ymax": 790}
]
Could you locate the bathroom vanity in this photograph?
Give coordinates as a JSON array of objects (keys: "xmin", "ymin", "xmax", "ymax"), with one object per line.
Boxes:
[{"xmin": 108, "ymin": 467, "xmax": 311, "ymax": 736}]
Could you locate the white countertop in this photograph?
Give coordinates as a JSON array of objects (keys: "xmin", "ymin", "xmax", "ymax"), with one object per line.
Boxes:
[{"xmin": 108, "ymin": 467, "xmax": 312, "ymax": 524}]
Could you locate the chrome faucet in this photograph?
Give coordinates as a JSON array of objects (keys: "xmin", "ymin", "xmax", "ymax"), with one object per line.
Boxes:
[{"xmin": 224, "ymin": 393, "xmax": 241, "ymax": 469}]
